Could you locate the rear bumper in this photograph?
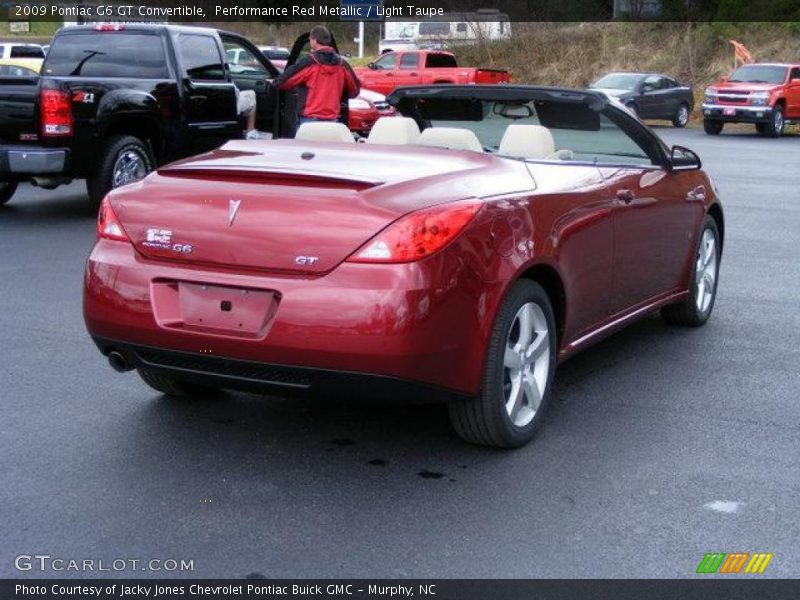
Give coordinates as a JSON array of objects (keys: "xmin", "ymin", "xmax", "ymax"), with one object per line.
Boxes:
[
  {"xmin": 701, "ymin": 103, "xmax": 774, "ymax": 123},
  {"xmin": 92, "ymin": 337, "xmax": 469, "ymax": 403},
  {"xmin": 0, "ymin": 144, "xmax": 69, "ymax": 177},
  {"xmin": 84, "ymin": 239, "xmax": 500, "ymax": 397}
]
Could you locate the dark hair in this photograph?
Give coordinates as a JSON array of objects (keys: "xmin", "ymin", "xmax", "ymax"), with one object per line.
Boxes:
[{"xmin": 310, "ymin": 26, "xmax": 332, "ymax": 46}]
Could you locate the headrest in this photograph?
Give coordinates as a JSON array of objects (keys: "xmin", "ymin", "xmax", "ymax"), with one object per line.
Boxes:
[
  {"xmin": 366, "ymin": 117, "xmax": 421, "ymax": 145},
  {"xmin": 417, "ymin": 127, "xmax": 484, "ymax": 153},
  {"xmin": 295, "ymin": 121, "xmax": 354, "ymax": 143},
  {"xmin": 498, "ymin": 124, "xmax": 556, "ymax": 159}
]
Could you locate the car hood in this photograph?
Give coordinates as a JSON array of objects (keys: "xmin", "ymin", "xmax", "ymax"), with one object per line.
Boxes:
[{"xmin": 710, "ymin": 81, "xmax": 781, "ymax": 92}]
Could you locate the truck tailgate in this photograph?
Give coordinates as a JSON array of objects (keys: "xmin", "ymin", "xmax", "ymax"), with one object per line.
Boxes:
[
  {"xmin": 475, "ymin": 69, "xmax": 510, "ymax": 84},
  {"xmin": 0, "ymin": 76, "xmax": 39, "ymax": 143}
]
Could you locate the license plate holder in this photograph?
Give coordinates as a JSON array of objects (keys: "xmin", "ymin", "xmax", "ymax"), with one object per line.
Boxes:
[{"xmin": 723, "ymin": 107, "xmax": 736, "ymax": 116}]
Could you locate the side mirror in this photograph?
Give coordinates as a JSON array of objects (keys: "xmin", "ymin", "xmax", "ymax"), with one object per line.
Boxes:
[
  {"xmin": 367, "ymin": 62, "xmax": 377, "ymax": 70},
  {"xmin": 670, "ymin": 145, "xmax": 702, "ymax": 172},
  {"xmin": 720, "ymin": 75, "xmax": 729, "ymax": 83},
  {"xmin": 641, "ymin": 83, "xmax": 654, "ymax": 93}
]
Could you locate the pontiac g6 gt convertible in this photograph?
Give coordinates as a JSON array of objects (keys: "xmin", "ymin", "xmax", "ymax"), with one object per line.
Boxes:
[{"xmin": 84, "ymin": 85, "xmax": 723, "ymax": 448}]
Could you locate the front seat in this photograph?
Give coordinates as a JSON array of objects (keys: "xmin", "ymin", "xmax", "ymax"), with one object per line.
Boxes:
[
  {"xmin": 417, "ymin": 127, "xmax": 484, "ymax": 153},
  {"xmin": 367, "ymin": 117, "xmax": 421, "ymax": 145},
  {"xmin": 498, "ymin": 124, "xmax": 558, "ymax": 159}
]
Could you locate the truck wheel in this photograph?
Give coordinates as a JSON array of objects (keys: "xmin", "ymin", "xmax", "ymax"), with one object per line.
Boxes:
[
  {"xmin": 703, "ymin": 119, "xmax": 723, "ymax": 135},
  {"xmin": 0, "ymin": 181, "xmax": 18, "ymax": 205},
  {"xmin": 87, "ymin": 135, "xmax": 153, "ymax": 212},
  {"xmin": 672, "ymin": 103, "xmax": 690, "ymax": 128},
  {"xmin": 763, "ymin": 107, "xmax": 784, "ymax": 138}
]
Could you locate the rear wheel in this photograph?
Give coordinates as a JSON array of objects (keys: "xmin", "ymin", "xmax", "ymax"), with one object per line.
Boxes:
[
  {"xmin": 703, "ymin": 119, "xmax": 723, "ymax": 135},
  {"xmin": 763, "ymin": 106, "xmax": 784, "ymax": 138},
  {"xmin": 661, "ymin": 216, "xmax": 721, "ymax": 327},
  {"xmin": 87, "ymin": 135, "xmax": 153, "ymax": 212},
  {"xmin": 0, "ymin": 181, "xmax": 18, "ymax": 205},
  {"xmin": 138, "ymin": 368, "xmax": 221, "ymax": 398},
  {"xmin": 449, "ymin": 280, "xmax": 556, "ymax": 448},
  {"xmin": 672, "ymin": 103, "xmax": 690, "ymax": 128}
]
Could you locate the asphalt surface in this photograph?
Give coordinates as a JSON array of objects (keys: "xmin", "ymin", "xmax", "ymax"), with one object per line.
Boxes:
[{"xmin": 1, "ymin": 127, "xmax": 799, "ymax": 579}]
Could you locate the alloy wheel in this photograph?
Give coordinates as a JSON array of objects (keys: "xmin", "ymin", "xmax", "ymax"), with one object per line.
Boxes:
[
  {"xmin": 503, "ymin": 302, "xmax": 551, "ymax": 428},
  {"xmin": 695, "ymin": 228, "xmax": 718, "ymax": 314}
]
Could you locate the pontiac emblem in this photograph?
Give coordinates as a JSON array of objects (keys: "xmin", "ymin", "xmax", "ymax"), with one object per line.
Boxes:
[{"xmin": 228, "ymin": 199, "xmax": 242, "ymax": 227}]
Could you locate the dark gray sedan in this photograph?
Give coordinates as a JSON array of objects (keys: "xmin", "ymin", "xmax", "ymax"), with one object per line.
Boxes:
[{"xmin": 590, "ymin": 72, "xmax": 695, "ymax": 127}]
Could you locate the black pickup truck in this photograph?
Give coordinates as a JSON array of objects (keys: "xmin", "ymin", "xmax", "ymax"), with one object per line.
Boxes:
[{"xmin": 0, "ymin": 24, "xmax": 326, "ymax": 209}]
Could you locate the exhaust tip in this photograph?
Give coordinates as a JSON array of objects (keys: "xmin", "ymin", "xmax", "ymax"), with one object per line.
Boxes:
[{"xmin": 108, "ymin": 351, "xmax": 132, "ymax": 373}]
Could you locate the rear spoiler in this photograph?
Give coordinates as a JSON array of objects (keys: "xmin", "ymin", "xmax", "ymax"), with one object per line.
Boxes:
[{"xmin": 157, "ymin": 164, "xmax": 383, "ymax": 190}]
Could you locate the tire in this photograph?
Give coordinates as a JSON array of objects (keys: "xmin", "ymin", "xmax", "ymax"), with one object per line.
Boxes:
[
  {"xmin": 448, "ymin": 280, "xmax": 557, "ymax": 448},
  {"xmin": 0, "ymin": 181, "xmax": 18, "ymax": 205},
  {"xmin": 672, "ymin": 103, "xmax": 690, "ymax": 128},
  {"xmin": 86, "ymin": 135, "xmax": 153, "ymax": 212},
  {"xmin": 661, "ymin": 216, "xmax": 721, "ymax": 327},
  {"xmin": 763, "ymin": 106, "xmax": 784, "ymax": 138},
  {"xmin": 137, "ymin": 368, "xmax": 221, "ymax": 398},
  {"xmin": 703, "ymin": 119, "xmax": 723, "ymax": 135}
]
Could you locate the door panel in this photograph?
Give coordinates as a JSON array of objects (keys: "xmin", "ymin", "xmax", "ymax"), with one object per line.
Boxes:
[
  {"xmin": 601, "ymin": 166, "xmax": 703, "ymax": 314},
  {"xmin": 524, "ymin": 163, "xmax": 614, "ymax": 341},
  {"xmin": 221, "ymin": 36, "xmax": 278, "ymax": 133},
  {"xmin": 176, "ymin": 32, "xmax": 238, "ymax": 154}
]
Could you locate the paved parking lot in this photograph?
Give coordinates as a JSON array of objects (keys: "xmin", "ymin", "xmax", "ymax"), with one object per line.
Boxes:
[{"xmin": 1, "ymin": 127, "xmax": 799, "ymax": 578}]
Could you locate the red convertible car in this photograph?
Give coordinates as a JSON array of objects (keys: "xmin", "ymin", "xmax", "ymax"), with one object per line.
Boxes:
[{"xmin": 84, "ymin": 85, "xmax": 724, "ymax": 448}]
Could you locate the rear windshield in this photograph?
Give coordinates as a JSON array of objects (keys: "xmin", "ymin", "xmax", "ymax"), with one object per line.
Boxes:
[
  {"xmin": 10, "ymin": 46, "xmax": 45, "ymax": 59},
  {"xmin": 43, "ymin": 32, "xmax": 169, "ymax": 78}
]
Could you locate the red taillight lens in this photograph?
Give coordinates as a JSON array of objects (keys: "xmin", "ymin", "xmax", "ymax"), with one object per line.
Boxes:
[
  {"xmin": 348, "ymin": 200, "xmax": 482, "ymax": 264},
  {"xmin": 97, "ymin": 197, "xmax": 129, "ymax": 242},
  {"xmin": 40, "ymin": 89, "xmax": 73, "ymax": 137}
]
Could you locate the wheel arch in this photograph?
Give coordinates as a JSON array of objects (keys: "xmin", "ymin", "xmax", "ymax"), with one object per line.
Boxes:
[
  {"xmin": 103, "ymin": 115, "xmax": 163, "ymax": 163},
  {"xmin": 707, "ymin": 202, "xmax": 725, "ymax": 255},
  {"xmin": 517, "ymin": 263, "xmax": 567, "ymax": 347}
]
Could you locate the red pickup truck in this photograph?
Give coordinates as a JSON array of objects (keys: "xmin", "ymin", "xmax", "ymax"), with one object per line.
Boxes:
[
  {"xmin": 354, "ymin": 50, "xmax": 509, "ymax": 96},
  {"xmin": 702, "ymin": 62, "xmax": 800, "ymax": 136}
]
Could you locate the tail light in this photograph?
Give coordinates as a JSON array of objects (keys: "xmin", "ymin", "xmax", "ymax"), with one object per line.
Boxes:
[
  {"xmin": 40, "ymin": 89, "xmax": 73, "ymax": 137},
  {"xmin": 348, "ymin": 199, "xmax": 482, "ymax": 264},
  {"xmin": 97, "ymin": 197, "xmax": 130, "ymax": 242}
]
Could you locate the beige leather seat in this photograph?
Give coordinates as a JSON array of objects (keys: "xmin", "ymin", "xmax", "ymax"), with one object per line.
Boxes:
[
  {"xmin": 366, "ymin": 117, "xmax": 421, "ymax": 145},
  {"xmin": 417, "ymin": 127, "xmax": 484, "ymax": 153},
  {"xmin": 498, "ymin": 124, "xmax": 561, "ymax": 159},
  {"xmin": 295, "ymin": 121, "xmax": 354, "ymax": 143}
]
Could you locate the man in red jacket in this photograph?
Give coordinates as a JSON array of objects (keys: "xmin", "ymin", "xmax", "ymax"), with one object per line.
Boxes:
[{"xmin": 275, "ymin": 26, "xmax": 361, "ymax": 129}]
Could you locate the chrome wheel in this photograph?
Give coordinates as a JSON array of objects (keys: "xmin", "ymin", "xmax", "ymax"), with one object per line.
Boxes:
[
  {"xmin": 503, "ymin": 302, "xmax": 550, "ymax": 428},
  {"xmin": 112, "ymin": 150, "xmax": 147, "ymax": 188},
  {"xmin": 677, "ymin": 105, "xmax": 689, "ymax": 127},
  {"xmin": 695, "ymin": 228, "xmax": 718, "ymax": 314},
  {"xmin": 774, "ymin": 110, "xmax": 784, "ymax": 134}
]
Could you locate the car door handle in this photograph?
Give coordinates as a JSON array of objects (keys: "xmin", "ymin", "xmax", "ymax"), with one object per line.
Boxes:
[
  {"xmin": 616, "ymin": 189, "xmax": 635, "ymax": 204},
  {"xmin": 410, "ymin": 72, "xmax": 419, "ymax": 76},
  {"xmin": 686, "ymin": 185, "xmax": 706, "ymax": 202}
]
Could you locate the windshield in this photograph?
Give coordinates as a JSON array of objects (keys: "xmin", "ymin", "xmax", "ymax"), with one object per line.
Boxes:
[
  {"xmin": 401, "ymin": 96, "xmax": 657, "ymax": 167},
  {"xmin": 729, "ymin": 65, "xmax": 788, "ymax": 84},
  {"xmin": 591, "ymin": 73, "xmax": 643, "ymax": 90}
]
